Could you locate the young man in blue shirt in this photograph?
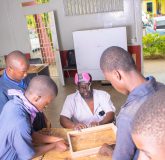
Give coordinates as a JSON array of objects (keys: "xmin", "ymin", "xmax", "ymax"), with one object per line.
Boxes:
[
  {"xmin": 99, "ymin": 46, "xmax": 164, "ymax": 160},
  {"xmin": 0, "ymin": 50, "xmax": 47, "ymax": 131},
  {"xmin": 132, "ymin": 89, "xmax": 165, "ymax": 160},
  {"xmin": 0, "ymin": 75, "xmax": 67, "ymax": 160}
]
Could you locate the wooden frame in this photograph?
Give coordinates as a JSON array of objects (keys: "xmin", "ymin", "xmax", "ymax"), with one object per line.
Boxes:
[{"xmin": 67, "ymin": 123, "xmax": 117, "ymax": 158}]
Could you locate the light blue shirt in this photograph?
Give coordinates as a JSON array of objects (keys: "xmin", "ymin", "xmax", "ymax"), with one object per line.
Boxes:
[
  {"xmin": 112, "ymin": 77, "xmax": 164, "ymax": 160},
  {"xmin": 0, "ymin": 96, "xmax": 35, "ymax": 160},
  {"xmin": 0, "ymin": 71, "xmax": 45, "ymax": 131}
]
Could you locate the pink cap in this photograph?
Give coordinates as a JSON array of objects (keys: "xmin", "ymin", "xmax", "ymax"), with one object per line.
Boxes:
[{"xmin": 74, "ymin": 72, "xmax": 91, "ymax": 85}]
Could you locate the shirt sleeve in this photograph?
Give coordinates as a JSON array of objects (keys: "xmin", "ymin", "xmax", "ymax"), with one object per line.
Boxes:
[
  {"xmin": 112, "ymin": 116, "xmax": 137, "ymax": 160},
  {"xmin": 60, "ymin": 95, "xmax": 74, "ymax": 119},
  {"xmin": 0, "ymin": 90, "xmax": 9, "ymax": 113},
  {"xmin": 13, "ymin": 119, "xmax": 35, "ymax": 160},
  {"xmin": 100, "ymin": 91, "xmax": 116, "ymax": 113}
]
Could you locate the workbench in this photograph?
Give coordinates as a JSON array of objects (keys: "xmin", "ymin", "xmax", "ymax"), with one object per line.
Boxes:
[{"xmin": 33, "ymin": 127, "xmax": 115, "ymax": 160}]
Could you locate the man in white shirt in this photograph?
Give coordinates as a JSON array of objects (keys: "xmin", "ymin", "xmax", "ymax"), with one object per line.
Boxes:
[{"xmin": 60, "ymin": 72, "xmax": 115, "ymax": 130}]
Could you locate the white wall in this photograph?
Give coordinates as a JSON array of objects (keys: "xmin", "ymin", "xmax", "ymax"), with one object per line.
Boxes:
[
  {"xmin": 48, "ymin": 0, "xmax": 142, "ymax": 49},
  {"xmin": 0, "ymin": 0, "xmax": 142, "ymax": 55},
  {"xmin": 0, "ymin": 0, "xmax": 31, "ymax": 55}
]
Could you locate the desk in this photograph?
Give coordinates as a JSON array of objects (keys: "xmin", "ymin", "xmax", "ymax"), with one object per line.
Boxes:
[
  {"xmin": 28, "ymin": 64, "xmax": 49, "ymax": 75},
  {"xmin": 0, "ymin": 64, "xmax": 49, "ymax": 76},
  {"xmin": 33, "ymin": 128, "xmax": 112, "ymax": 160}
]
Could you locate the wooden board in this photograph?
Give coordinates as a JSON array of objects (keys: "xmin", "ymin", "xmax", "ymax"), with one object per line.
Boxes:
[
  {"xmin": 41, "ymin": 151, "xmax": 112, "ymax": 160},
  {"xmin": 67, "ymin": 123, "xmax": 116, "ymax": 158}
]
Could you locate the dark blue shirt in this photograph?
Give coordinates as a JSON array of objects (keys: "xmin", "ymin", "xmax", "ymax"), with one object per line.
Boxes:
[
  {"xmin": 0, "ymin": 70, "xmax": 30, "ymax": 113},
  {"xmin": 112, "ymin": 77, "xmax": 164, "ymax": 160},
  {"xmin": 0, "ymin": 96, "xmax": 35, "ymax": 160}
]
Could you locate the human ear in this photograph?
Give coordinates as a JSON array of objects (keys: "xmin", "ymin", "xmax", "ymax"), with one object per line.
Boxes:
[
  {"xmin": 8, "ymin": 66, "xmax": 13, "ymax": 73},
  {"xmin": 34, "ymin": 95, "xmax": 41, "ymax": 102},
  {"xmin": 113, "ymin": 70, "xmax": 121, "ymax": 81}
]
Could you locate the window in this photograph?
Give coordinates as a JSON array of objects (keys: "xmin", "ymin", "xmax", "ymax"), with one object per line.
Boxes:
[
  {"xmin": 147, "ymin": 2, "xmax": 153, "ymax": 13},
  {"xmin": 63, "ymin": 0, "xmax": 124, "ymax": 16}
]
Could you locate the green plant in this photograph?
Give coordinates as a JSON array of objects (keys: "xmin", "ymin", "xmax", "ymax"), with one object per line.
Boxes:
[
  {"xmin": 156, "ymin": 35, "xmax": 165, "ymax": 55},
  {"xmin": 143, "ymin": 34, "xmax": 165, "ymax": 59}
]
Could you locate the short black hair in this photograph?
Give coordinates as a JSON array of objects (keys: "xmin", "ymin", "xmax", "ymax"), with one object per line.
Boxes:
[
  {"xmin": 132, "ymin": 88, "xmax": 165, "ymax": 145},
  {"xmin": 6, "ymin": 50, "xmax": 28, "ymax": 68},
  {"xmin": 26, "ymin": 75, "xmax": 58, "ymax": 98},
  {"xmin": 100, "ymin": 46, "xmax": 136, "ymax": 72}
]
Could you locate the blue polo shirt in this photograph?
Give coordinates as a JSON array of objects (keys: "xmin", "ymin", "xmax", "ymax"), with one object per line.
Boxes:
[
  {"xmin": 112, "ymin": 77, "xmax": 164, "ymax": 160},
  {"xmin": 0, "ymin": 96, "xmax": 35, "ymax": 160}
]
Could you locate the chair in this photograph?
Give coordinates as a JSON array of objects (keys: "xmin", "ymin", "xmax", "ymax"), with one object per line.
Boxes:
[{"xmin": 62, "ymin": 50, "xmax": 77, "ymax": 78}]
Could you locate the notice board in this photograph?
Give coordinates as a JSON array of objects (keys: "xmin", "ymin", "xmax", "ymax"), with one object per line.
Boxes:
[{"xmin": 73, "ymin": 27, "xmax": 127, "ymax": 80}]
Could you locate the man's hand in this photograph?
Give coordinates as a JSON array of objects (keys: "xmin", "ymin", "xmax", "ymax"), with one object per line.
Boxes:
[
  {"xmin": 54, "ymin": 140, "xmax": 68, "ymax": 152},
  {"xmin": 89, "ymin": 121, "xmax": 99, "ymax": 127},
  {"xmin": 33, "ymin": 140, "xmax": 68, "ymax": 158},
  {"xmin": 73, "ymin": 123, "xmax": 87, "ymax": 130},
  {"xmin": 99, "ymin": 143, "xmax": 113, "ymax": 156}
]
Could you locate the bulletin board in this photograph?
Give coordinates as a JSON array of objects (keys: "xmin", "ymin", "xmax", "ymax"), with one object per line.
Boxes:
[{"xmin": 73, "ymin": 27, "xmax": 127, "ymax": 80}]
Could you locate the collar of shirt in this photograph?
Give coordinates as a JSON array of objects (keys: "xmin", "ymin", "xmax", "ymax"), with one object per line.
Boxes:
[
  {"xmin": 8, "ymin": 89, "xmax": 39, "ymax": 123},
  {"xmin": 3, "ymin": 70, "xmax": 27, "ymax": 89},
  {"xmin": 75, "ymin": 89, "xmax": 99, "ymax": 112},
  {"xmin": 124, "ymin": 76, "xmax": 157, "ymax": 108}
]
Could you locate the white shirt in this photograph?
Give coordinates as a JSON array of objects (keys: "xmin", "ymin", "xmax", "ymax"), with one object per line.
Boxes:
[{"xmin": 60, "ymin": 89, "xmax": 115, "ymax": 126}]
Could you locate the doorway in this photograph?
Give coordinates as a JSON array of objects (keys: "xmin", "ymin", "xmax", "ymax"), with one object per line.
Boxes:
[{"xmin": 25, "ymin": 11, "xmax": 65, "ymax": 85}]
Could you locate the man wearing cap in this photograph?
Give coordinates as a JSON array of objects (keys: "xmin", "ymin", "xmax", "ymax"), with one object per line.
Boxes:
[{"xmin": 60, "ymin": 72, "xmax": 116, "ymax": 130}]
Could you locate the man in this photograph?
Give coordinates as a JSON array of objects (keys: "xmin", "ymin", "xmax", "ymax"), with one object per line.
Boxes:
[
  {"xmin": 0, "ymin": 50, "xmax": 29, "ymax": 112},
  {"xmin": 99, "ymin": 46, "xmax": 163, "ymax": 159},
  {"xmin": 0, "ymin": 50, "xmax": 47, "ymax": 131},
  {"xmin": 132, "ymin": 89, "xmax": 165, "ymax": 160},
  {"xmin": 60, "ymin": 72, "xmax": 115, "ymax": 130},
  {"xmin": 0, "ymin": 75, "xmax": 67, "ymax": 160}
]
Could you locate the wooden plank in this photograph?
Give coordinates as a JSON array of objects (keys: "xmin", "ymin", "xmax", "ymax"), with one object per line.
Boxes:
[
  {"xmin": 67, "ymin": 123, "xmax": 116, "ymax": 158},
  {"xmin": 40, "ymin": 150, "xmax": 112, "ymax": 160}
]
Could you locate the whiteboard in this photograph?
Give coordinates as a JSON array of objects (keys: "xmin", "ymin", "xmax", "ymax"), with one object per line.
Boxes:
[{"xmin": 73, "ymin": 27, "xmax": 127, "ymax": 80}]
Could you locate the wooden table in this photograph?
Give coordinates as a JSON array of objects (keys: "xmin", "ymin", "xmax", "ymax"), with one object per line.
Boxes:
[
  {"xmin": 33, "ymin": 128, "xmax": 114, "ymax": 160},
  {"xmin": 0, "ymin": 64, "xmax": 49, "ymax": 76},
  {"xmin": 27, "ymin": 64, "xmax": 49, "ymax": 75}
]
